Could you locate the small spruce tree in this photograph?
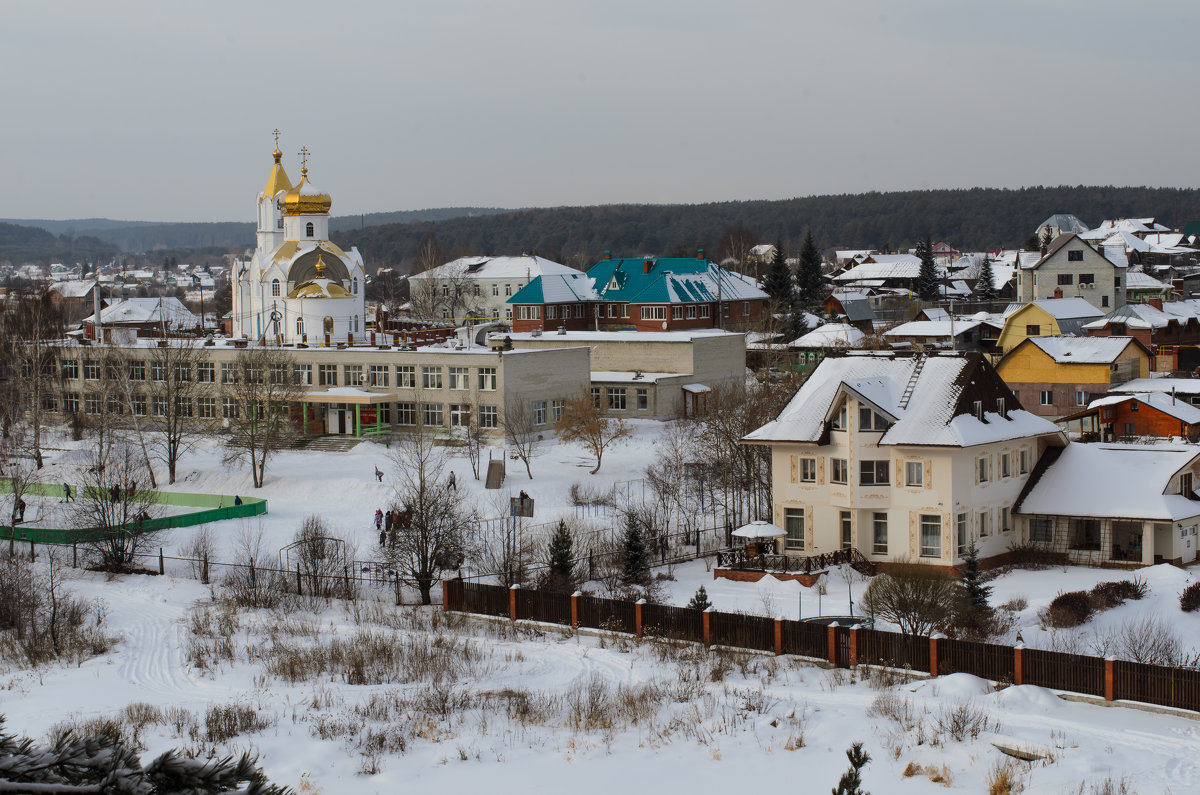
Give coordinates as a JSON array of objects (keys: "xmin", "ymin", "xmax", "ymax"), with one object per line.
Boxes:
[
  {"xmin": 795, "ymin": 230, "xmax": 826, "ymax": 310},
  {"xmin": 762, "ymin": 239, "xmax": 794, "ymax": 306},
  {"xmin": 975, "ymin": 255, "xmax": 998, "ymax": 301},
  {"xmin": 621, "ymin": 513, "xmax": 650, "ymax": 586},
  {"xmin": 832, "ymin": 741, "xmax": 871, "ymax": 795},
  {"xmin": 915, "ymin": 235, "xmax": 940, "ymax": 302},
  {"xmin": 546, "ymin": 519, "xmax": 575, "ymax": 593},
  {"xmin": 962, "ymin": 541, "xmax": 992, "ymax": 608},
  {"xmin": 687, "ymin": 585, "xmax": 713, "ymax": 611}
]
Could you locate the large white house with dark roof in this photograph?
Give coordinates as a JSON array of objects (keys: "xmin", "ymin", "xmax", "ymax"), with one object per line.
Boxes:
[
  {"xmin": 1015, "ymin": 233, "xmax": 1127, "ymax": 311},
  {"xmin": 743, "ymin": 351, "xmax": 1065, "ymax": 571}
]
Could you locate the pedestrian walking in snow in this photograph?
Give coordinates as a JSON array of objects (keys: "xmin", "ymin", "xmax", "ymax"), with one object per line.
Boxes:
[
  {"xmin": 375, "ymin": 466, "xmax": 383, "ymax": 482},
  {"xmin": 63, "ymin": 483, "xmax": 72, "ymax": 502},
  {"xmin": 379, "ymin": 528, "xmax": 386, "ymax": 546},
  {"xmin": 374, "ymin": 508, "xmax": 383, "ymax": 533},
  {"xmin": 16, "ymin": 499, "xmax": 25, "ymax": 522},
  {"xmin": 448, "ymin": 471, "xmax": 456, "ymax": 491}
]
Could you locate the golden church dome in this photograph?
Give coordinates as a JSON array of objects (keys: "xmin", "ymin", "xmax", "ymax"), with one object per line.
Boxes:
[
  {"xmin": 282, "ymin": 166, "xmax": 332, "ymax": 216},
  {"xmin": 262, "ymin": 146, "xmax": 293, "ymax": 198},
  {"xmin": 285, "ymin": 253, "xmax": 352, "ymax": 299}
]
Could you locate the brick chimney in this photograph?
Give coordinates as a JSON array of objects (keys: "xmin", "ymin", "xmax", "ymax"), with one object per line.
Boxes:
[
  {"xmin": 643, "ymin": 259, "xmax": 655, "ymax": 274},
  {"xmin": 696, "ymin": 248, "xmax": 705, "ymax": 260},
  {"xmin": 1053, "ymin": 287, "xmax": 1063, "ymax": 299},
  {"xmin": 603, "ymin": 250, "xmax": 612, "ymax": 260},
  {"xmin": 1149, "ymin": 297, "xmax": 1163, "ymax": 311}
]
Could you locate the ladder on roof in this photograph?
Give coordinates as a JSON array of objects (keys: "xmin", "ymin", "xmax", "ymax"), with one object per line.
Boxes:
[{"xmin": 897, "ymin": 354, "xmax": 927, "ymax": 410}]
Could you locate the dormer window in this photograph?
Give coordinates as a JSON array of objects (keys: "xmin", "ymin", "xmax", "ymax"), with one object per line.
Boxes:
[
  {"xmin": 831, "ymin": 402, "xmax": 848, "ymax": 430},
  {"xmin": 995, "ymin": 398, "xmax": 1005, "ymax": 416},
  {"xmin": 973, "ymin": 400, "xmax": 983, "ymax": 420},
  {"xmin": 858, "ymin": 407, "xmax": 890, "ymax": 431},
  {"xmin": 306, "ymin": 222, "xmax": 314, "ymax": 238}
]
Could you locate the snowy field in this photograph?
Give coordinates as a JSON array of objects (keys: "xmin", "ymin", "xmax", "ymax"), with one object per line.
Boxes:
[{"xmin": 5, "ymin": 422, "xmax": 1200, "ymax": 792}]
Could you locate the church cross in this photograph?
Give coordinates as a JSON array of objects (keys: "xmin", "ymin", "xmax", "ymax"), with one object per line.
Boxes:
[
  {"xmin": 272, "ymin": 128, "xmax": 280, "ymax": 148},
  {"xmin": 298, "ymin": 146, "xmax": 310, "ymax": 169}
]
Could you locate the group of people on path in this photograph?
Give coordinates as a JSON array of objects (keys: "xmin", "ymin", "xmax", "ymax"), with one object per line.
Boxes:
[{"xmin": 375, "ymin": 506, "xmax": 413, "ymax": 546}]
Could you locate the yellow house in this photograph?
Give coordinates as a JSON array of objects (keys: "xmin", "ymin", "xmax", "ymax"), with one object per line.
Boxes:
[
  {"xmin": 995, "ymin": 298, "xmax": 1105, "ymax": 355},
  {"xmin": 995, "ymin": 336, "xmax": 1150, "ymax": 419}
]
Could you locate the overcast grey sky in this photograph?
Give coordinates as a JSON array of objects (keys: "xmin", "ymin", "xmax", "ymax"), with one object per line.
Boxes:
[{"xmin": 4, "ymin": 0, "xmax": 1199, "ymax": 222}]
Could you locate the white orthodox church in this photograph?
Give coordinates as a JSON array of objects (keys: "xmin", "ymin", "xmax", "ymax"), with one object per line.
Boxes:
[{"xmin": 231, "ymin": 138, "xmax": 366, "ymax": 344}]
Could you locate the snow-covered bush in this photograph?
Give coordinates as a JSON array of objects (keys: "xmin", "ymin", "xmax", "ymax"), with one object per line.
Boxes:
[
  {"xmin": 1181, "ymin": 582, "xmax": 1200, "ymax": 613},
  {"xmin": 1043, "ymin": 590, "xmax": 1094, "ymax": 628}
]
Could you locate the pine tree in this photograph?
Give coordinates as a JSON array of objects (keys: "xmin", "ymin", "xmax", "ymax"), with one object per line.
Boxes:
[
  {"xmin": 687, "ymin": 585, "xmax": 712, "ymax": 611},
  {"xmin": 915, "ymin": 235, "xmax": 940, "ymax": 302},
  {"xmin": 546, "ymin": 520, "xmax": 575, "ymax": 593},
  {"xmin": 762, "ymin": 239, "xmax": 794, "ymax": 306},
  {"xmin": 832, "ymin": 742, "xmax": 871, "ymax": 795},
  {"xmin": 962, "ymin": 542, "xmax": 992, "ymax": 608},
  {"xmin": 975, "ymin": 256, "xmax": 998, "ymax": 301},
  {"xmin": 795, "ymin": 230, "xmax": 826, "ymax": 309},
  {"xmin": 621, "ymin": 513, "xmax": 649, "ymax": 586}
]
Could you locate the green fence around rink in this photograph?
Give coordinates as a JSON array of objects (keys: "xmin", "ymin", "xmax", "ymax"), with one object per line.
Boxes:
[{"xmin": 0, "ymin": 480, "xmax": 267, "ymax": 544}]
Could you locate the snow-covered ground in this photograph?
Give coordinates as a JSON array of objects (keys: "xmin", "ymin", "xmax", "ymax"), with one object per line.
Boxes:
[{"xmin": 6, "ymin": 422, "xmax": 1200, "ymax": 792}]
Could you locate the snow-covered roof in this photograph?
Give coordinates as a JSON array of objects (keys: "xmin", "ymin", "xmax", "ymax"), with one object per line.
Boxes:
[
  {"xmin": 83, "ymin": 297, "xmax": 198, "ymax": 329},
  {"xmin": 790, "ymin": 323, "xmax": 864, "ymax": 349},
  {"xmin": 1083, "ymin": 299, "xmax": 1200, "ymax": 331},
  {"xmin": 745, "ymin": 352, "xmax": 1062, "ymax": 448},
  {"xmin": 1108, "ymin": 378, "xmax": 1200, "ymax": 396},
  {"xmin": 1026, "ymin": 336, "xmax": 1140, "ymax": 365},
  {"xmin": 884, "ymin": 320, "xmax": 983, "ymax": 339},
  {"xmin": 415, "ymin": 255, "xmax": 577, "ymax": 281},
  {"xmin": 502, "ymin": 329, "xmax": 738, "ymax": 343},
  {"xmin": 833, "ymin": 256, "xmax": 936, "ymax": 282},
  {"xmin": 1124, "ymin": 269, "xmax": 1171, "ymax": 292},
  {"xmin": 1038, "ymin": 214, "xmax": 1090, "ymax": 234},
  {"xmin": 1017, "ymin": 443, "xmax": 1200, "ymax": 521},
  {"xmin": 49, "ymin": 279, "xmax": 95, "ymax": 299},
  {"xmin": 591, "ymin": 371, "xmax": 679, "ymax": 384},
  {"xmin": 1087, "ymin": 392, "xmax": 1200, "ymax": 424},
  {"xmin": 1005, "ymin": 298, "xmax": 1105, "ymax": 321}
]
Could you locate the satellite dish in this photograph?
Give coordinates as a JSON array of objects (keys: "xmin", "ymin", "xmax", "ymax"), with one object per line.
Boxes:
[
  {"xmin": 360, "ymin": 374, "xmax": 369, "ymax": 384},
  {"xmin": 662, "ymin": 321, "xmax": 668, "ymax": 330}
]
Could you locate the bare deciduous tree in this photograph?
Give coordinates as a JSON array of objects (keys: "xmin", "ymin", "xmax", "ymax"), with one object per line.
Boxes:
[
  {"xmin": 555, "ymin": 392, "xmax": 632, "ymax": 475},
  {"xmin": 502, "ymin": 399, "xmax": 541, "ymax": 479},
  {"xmin": 73, "ymin": 440, "xmax": 163, "ymax": 572},
  {"xmin": 860, "ymin": 563, "xmax": 968, "ymax": 636},
  {"xmin": 0, "ymin": 289, "xmax": 66, "ymax": 468},
  {"xmin": 381, "ymin": 426, "xmax": 475, "ymax": 604},
  {"xmin": 222, "ymin": 347, "xmax": 302, "ymax": 488},
  {"xmin": 146, "ymin": 333, "xmax": 213, "ymax": 484}
]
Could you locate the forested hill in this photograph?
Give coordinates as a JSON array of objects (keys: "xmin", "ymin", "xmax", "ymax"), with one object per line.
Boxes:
[
  {"xmin": 331, "ymin": 186, "xmax": 1200, "ymax": 271},
  {"xmin": 0, "ymin": 222, "xmax": 119, "ymax": 265},
  {"xmin": 1, "ymin": 208, "xmax": 510, "ymax": 252}
]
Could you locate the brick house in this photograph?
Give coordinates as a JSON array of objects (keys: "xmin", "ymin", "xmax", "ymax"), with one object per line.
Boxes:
[
  {"xmin": 507, "ymin": 252, "xmax": 766, "ymax": 333},
  {"xmin": 1084, "ymin": 298, "xmax": 1200, "ymax": 372},
  {"xmin": 995, "ymin": 336, "xmax": 1150, "ymax": 419}
]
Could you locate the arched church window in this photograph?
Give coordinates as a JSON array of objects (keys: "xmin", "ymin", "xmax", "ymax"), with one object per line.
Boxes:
[
  {"xmin": 323, "ymin": 316, "xmax": 334, "ymax": 335},
  {"xmin": 296, "ymin": 318, "xmax": 304, "ymax": 336},
  {"xmin": 272, "ymin": 279, "xmax": 280, "ymax": 297},
  {"xmin": 354, "ymin": 315, "xmax": 359, "ymax": 333},
  {"xmin": 352, "ymin": 277, "xmax": 358, "ymax": 294},
  {"xmin": 306, "ymin": 222, "xmax": 314, "ymax": 238}
]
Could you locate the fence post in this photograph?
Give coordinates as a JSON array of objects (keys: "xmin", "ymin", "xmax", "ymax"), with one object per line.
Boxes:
[
  {"xmin": 571, "ymin": 591, "xmax": 581, "ymax": 629},
  {"xmin": 827, "ymin": 622, "xmax": 839, "ymax": 666},
  {"xmin": 296, "ymin": 564, "xmax": 302, "ymax": 596},
  {"xmin": 29, "ymin": 539, "xmax": 35, "ymax": 561},
  {"xmin": 396, "ymin": 576, "xmax": 403, "ymax": 607},
  {"xmin": 1105, "ymin": 656, "xmax": 1115, "ymax": 702},
  {"xmin": 1013, "ymin": 644, "xmax": 1023, "ymax": 686},
  {"xmin": 72, "ymin": 542, "xmax": 77, "ymax": 569},
  {"xmin": 703, "ymin": 607, "xmax": 713, "ymax": 647},
  {"xmin": 849, "ymin": 624, "xmax": 860, "ymax": 669},
  {"xmin": 773, "ymin": 618, "xmax": 783, "ymax": 656},
  {"xmin": 509, "ymin": 583, "xmax": 520, "ymax": 621},
  {"xmin": 158, "ymin": 548, "xmax": 164, "ymax": 575},
  {"xmin": 929, "ymin": 632, "xmax": 943, "ymax": 677},
  {"xmin": 635, "ymin": 598, "xmax": 646, "ymax": 638},
  {"xmin": 201, "ymin": 552, "xmax": 209, "ymax": 585}
]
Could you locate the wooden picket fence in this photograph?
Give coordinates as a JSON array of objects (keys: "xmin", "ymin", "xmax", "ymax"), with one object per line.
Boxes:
[{"xmin": 444, "ymin": 579, "xmax": 1200, "ymax": 715}]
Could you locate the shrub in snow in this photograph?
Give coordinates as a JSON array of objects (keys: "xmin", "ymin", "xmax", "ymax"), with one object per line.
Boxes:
[
  {"xmin": 1045, "ymin": 590, "xmax": 1094, "ymax": 628},
  {"xmin": 1089, "ymin": 578, "xmax": 1147, "ymax": 609},
  {"xmin": 1182, "ymin": 582, "xmax": 1200, "ymax": 613},
  {"xmin": 860, "ymin": 563, "xmax": 968, "ymax": 636},
  {"xmin": 960, "ymin": 542, "xmax": 992, "ymax": 608},
  {"xmin": 687, "ymin": 585, "xmax": 713, "ymax": 611}
]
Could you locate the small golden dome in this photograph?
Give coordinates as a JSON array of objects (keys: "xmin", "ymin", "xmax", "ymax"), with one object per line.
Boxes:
[
  {"xmin": 282, "ymin": 166, "xmax": 332, "ymax": 216},
  {"xmin": 286, "ymin": 255, "xmax": 352, "ymax": 299}
]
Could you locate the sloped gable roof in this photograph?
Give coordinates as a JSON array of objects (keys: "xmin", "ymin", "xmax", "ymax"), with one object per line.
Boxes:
[
  {"xmin": 744, "ymin": 352, "xmax": 1061, "ymax": 448},
  {"xmin": 1025, "ymin": 335, "xmax": 1143, "ymax": 365}
]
